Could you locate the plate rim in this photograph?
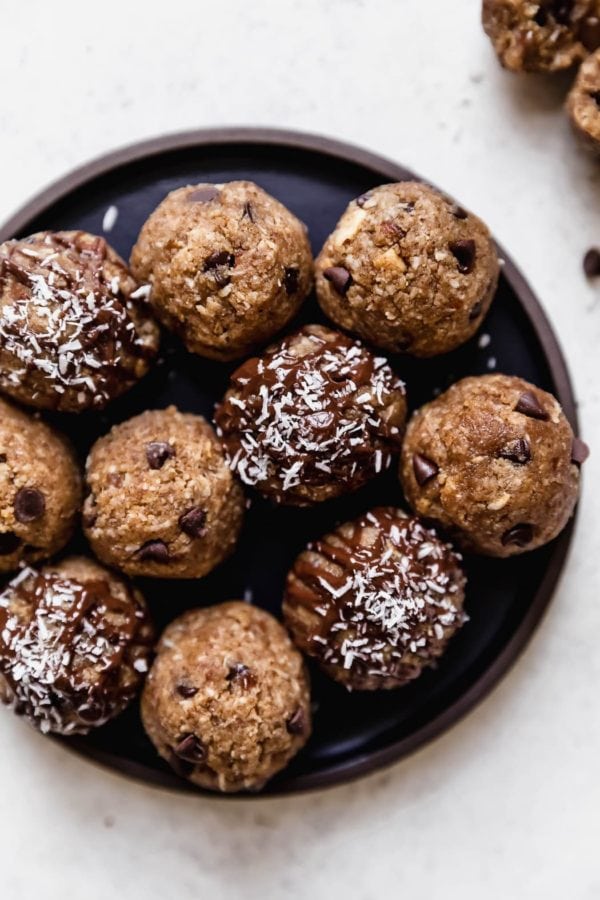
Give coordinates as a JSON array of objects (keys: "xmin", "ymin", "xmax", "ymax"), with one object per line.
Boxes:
[{"xmin": 0, "ymin": 126, "xmax": 579, "ymax": 797}]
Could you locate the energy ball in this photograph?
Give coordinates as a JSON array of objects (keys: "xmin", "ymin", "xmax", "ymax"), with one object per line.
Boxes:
[
  {"xmin": 83, "ymin": 406, "xmax": 244, "ymax": 579},
  {"xmin": 567, "ymin": 48, "xmax": 600, "ymax": 151},
  {"xmin": 214, "ymin": 324, "xmax": 407, "ymax": 506},
  {"xmin": 0, "ymin": 231, "xmax": 159, "ymax": 412},
  {"xmin": 400, "ymin": 375, "xmax": 586, "ymax": 557},
  {"xmin": 0, "ymin": 556, "xmax": 153, "ymax": 735},
  {"xmin": 283, "ymin": 508, "xmax": 466, "ymax": 691},
  {"xmin": 482, "ymin": 0, "xmax": 600, "ymax": 72},
  {"xmin": 0, "ymin": 397, "xmax": 82, "ymax": 574},
  {"xmin": 141, "ymin": 602, "xmax": 311, "ymax": 793},
  {"xmin": 315, "ymin": 183, "xmax": 499, "ymax": 357},
  {"xmin": 130, "ymin": 181, "xmax": 313, "ymax": 361}
]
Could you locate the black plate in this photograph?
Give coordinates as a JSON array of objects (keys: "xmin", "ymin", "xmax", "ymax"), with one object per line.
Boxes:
[{"xmin": 0, "ymin": 128, "xmax": 578, "ymax": 796}]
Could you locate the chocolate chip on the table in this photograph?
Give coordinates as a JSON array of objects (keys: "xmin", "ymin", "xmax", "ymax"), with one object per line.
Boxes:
[
  {"xmin": 501, "ymin": 523, "xmax": 534, "ymax": 547},
  {"xmin": 514, "ymin": 391, "xmax": 548, "ymax": 421},
  {"xmin": 145, "ymin": 441, "xmax": 175, "ymax": 470},
  {"xmin": 356, "ymin": 191, "xmax": 373, "ymax": 207},
  {"xmin": 176, "ymin": 683, "xmax": 199, "ymax": 699},
  {"xmin": 498, "ymin": 438, "xmax": 531, "ymax": 465},
  {"xmin": 284, "ymin": 266, "xmax": 299, "ymax": 295},
  {"xmin": 286, "ymin": 706, "xmax": 306, "ymax": 736},
  {"xmin": 178, "ymin": 507, "xmax": 207, "ymax": 538},
  {"xmin": 174, "ymin": 733, "xmax": 205, "ymax": 763},
  {"xmin": 13, "ymin": 488, "xmax": 45, "ymax": 523},
  {"xmin": 413, "ymin": 453, "xmax": 439, "ymax": 486},
  {"xmin": 187, "ymin": 186, "xmax": 219, "ymax": 203},
  {"xmin": 583, "ymin": 247, "xmax": 600, "ymax": 277},
  {"xmin": 0, "ymin": 532, "xmax": 21, "ymax": 556},
  {"xmin": 571, "ymin": 437, "xmax": 590, "ymax": 466},
  {"xmin": 204, "ymin": 250, "xmax": 235, "ymax": 271},
  {"xmin": 242, "ymin": 201, "xmax": 255, "ymax": 222},
  {"xmin": 226, "ymin": 663, "xmax": 256, "ymax": 689},
  {"xmin": 136, "ymin": 540, "xmax": 170, "ymax": 563},
  {"xmin": 451, "ymin": 204, "xmax": 469, "ymax": 220},
  {"xmin": 323, "ymin": 266, "xmax": 352, "ymax": 296},
  {"xmin": 449, "ymin": 239, "xmax": 476, "ymax": 274},
  {"xmin": 468, "ymin": 300, "xmax": 483, "ymax": 321},
  {"xmin": 580, "ymin": 16, "xmax": 600, "ymax": 51}
]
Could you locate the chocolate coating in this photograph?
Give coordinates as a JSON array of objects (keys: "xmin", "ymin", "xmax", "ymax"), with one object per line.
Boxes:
[
  {"xmin": 283, "ymin": 507, "xmax": 466, "ymax": 691},
  {"xmin": 214, "ymin": 324, "xmax": 407, "ymax": 506},
  {"xmin": 0, "ymin": 557, "xmax": 154, "ymax": 735},
  {"xmin": 0, "ymin": 231, "xmax": 159, "ymax": 412}
]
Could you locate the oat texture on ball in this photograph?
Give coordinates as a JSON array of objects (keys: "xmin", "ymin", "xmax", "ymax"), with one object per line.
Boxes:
[
  {"xmin": 0, "ymin": 231, "xmax": 159, "ymax": 412},
  {"xmin": 400, "ymin": 374, "xmax": 585, "ymax": 557},
  {"xmin": 141, "ymin": 602, "xmax": 311, "ymax": 793},
  {"xmin": 83, "ymin": 406, "xmax": 244, "ymax": 578},
  {"xmin": 214, "ymin": 324, "xmax": 407, "ymax": 505},
  {"xmin": 482, "ymin": 0, "xmax": 600, "ymax": 72},
  {"xmin": 0, "ymin": 557, "xmax": 154, "ymax": 735},
  {"xmin": 315, "ymin": 183, "xmax": 499, "ymax": 357},
  {"xmin": 567, "ymin": 48, "xmax": 600, "ymax": 150},
  {"xmin": 130, "ymin": 181, "xmax": 313, "ymax": 361},
  {"xmin": 0, "ymin": 397, "xmax": 82, "ymax": 573},
  {"xmin": 283, "ymin": 508, "xmax": 466, "ymax": 691}
]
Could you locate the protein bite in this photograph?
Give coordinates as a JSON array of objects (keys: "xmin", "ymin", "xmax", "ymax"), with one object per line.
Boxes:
[
  {"xmin": 283, "ymin": 508, "xmax": 466, "ymax": 691},
  {"xmin": 130, "ymin": 181, "xmax": 313, "ymax": 361},
  {"xmin": 83, "ymin": 407, "xmax": 244, "ymax": 578},
  {"xmin": 0, "ymin": 231, "xmax": 159, "ymax": 412},
  {"xmin": 315, "ymin": 183, "xmax": 499, "ymax": 357},
  {"xmin": 0, "ymin": 556, "xmax": 153, "ymax": 735},
  {"xmin": 141, "ymin": 602, "xmax": 311, "ymax": 793},
  {"xmin": 482, "ymin": 0, "xmax": 600, "ymax": 72},
  {"xmin": 0, "ymin": 397, "xmax": 82, "ymax": 574},
  {"xmin": 567, "ymin": 48, "xmax": 600, "ymax": 150},
  {"xmin": 400, "ymin": 374, "xmax": 587, "ymax": 557},
  {"xmin": 214, "ymin": 324, "xmax": 407, "ymax": 506}
]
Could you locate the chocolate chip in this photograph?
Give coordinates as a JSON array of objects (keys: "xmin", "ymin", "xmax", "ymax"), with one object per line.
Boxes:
[
  {"xmin": 145, "ymin": 441, "xmax": 175, "ymax": 470},
  {"xmin": 497, "ymin": 438, "xmax": 531, "ymax": 464},
  {"xmin": 501, "ymin": 524, "xmax": 534, "ymax": 547},
  {"xmin": 0, "ymin": 453, "xmax": 6, "ymax": 463},
  {"xmin": 571, "ymin": 437, "xmax": 590, "ymax": 466},
  {"xmin": 242, "ymin": 201, "xmax": 255, "ymax": 222},
  {"xmin": 514, "ymin": 391, "xmax": 548, "ymax": 421},
  {"xmin": 226, "ymin": 663, "xmax": 256, "ymax": 689},
  {"xmin": 178, "ymin": 507, "xmax": 207, "ymax": 538},
  {"xmin": 449, "ymin": 239, "xmax": 476, "ymax": 274},
  {"xmin": 136, "ymin": 540, "xmax": 170, "ymax": 563},
  {"xmin": 451, "ymin": 204, "xmax": 469, "ymax": 220},
  {"xmin": 187, "ymin": 186, "xmax": 219, "ymax": 203},
  {"xmin": 323, "ymin": 266, "xmax": 352, "ymax": 296},
  {"xmin": 204, "ymin": 250, "xmax": 235, "ymax": 271},
  {"xmin": 580, "ymin": 16, "xmax": 600, "ymax": 51},
  {"xmin": 583, "ymin": 248, "xmax": 600, "ymax": 277},
  {"xmin": 286, "ymin": 706, "xmax": 306, "ymax": 735},
  {"xmin": 468, "ymin": 300, "xmax": 483, "ymax": 321},
  {"xmin": 284, "ymin": 266, "xmax": 299, "ymax": 295},
  {"xmin": 176, "ymin": 683, "xmax": 198, "ymax": 699},
  {"xmin": 381, "ymin": 220, "xmax": 406, "ymax": 241},
  {"xmin": 0, "ymin": 532, "xmax": 21, "ymax": 555},
  {"xmin": 356, "ymin": 191, "xmax": 373, "ymax": 207},
  {"xmin": 413, "ymin": 453, "xmax": 439, "ymax": 486},
  {"xmin": 13, "ymin": 488, "xmax": 45, "ymax": 523},
  {"xmin": 174, "ymin": 733, "xmax": 205, "ymax": 763}
]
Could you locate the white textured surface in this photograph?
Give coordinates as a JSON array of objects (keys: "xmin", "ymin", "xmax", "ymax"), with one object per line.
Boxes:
[{"xmin": 0, "ymin": 2, "xmax": 599, "ymax": 897}]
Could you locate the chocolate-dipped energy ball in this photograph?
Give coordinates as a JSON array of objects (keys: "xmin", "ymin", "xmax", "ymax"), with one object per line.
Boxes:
[
  {"xmin": 283, "ymin": 508, "xmax": 466, "ymax": 691},
  {"xmin": 141, "ymin": 602, "xmax": 311, "ymax": 793},
  {"xmin": 130, "ymin": 181, "xmax": 313, "ymax": 361},
  {"xmin": 482, "ymin": 0, "xmax": 600, "ymax": 72},
  {"xmin": 567, "ymin": 48, "xmax": 600, "ymax": 151},
  {"xmin": 83, "ymin": 407, "xmax": 244, "ymax": 578},
  {"xmin": 315, "ymin": 183, "xmax": 499, "ymax": 357},
  {"xmin": 400, "ymin": 375, "xmax": 586, "ymax": 557},
  {"xmin": 0, "ymin": 557, "xmax": 153, "ymax": 735},
  {"xmin": 0, "ymin": 397, "xmax": 82, "ymax": 574},
  {"xmin": 0, "ymin": 231, "xmax": 159, "ymax": 412},
  {"xmin": 214, "ymin": 324, "xmax": 407, "ymax": 506}
]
